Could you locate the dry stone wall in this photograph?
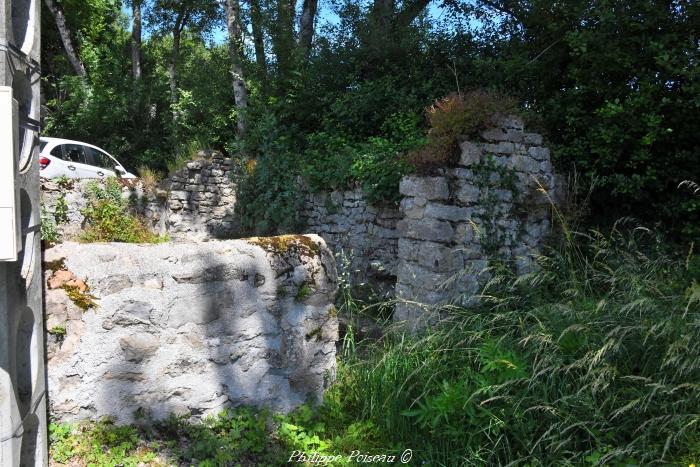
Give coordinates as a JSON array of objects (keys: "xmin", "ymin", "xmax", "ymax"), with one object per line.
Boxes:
[
  {"xmin": 301, "ymin": 186, "xmax": 400, "ymax": 296},
  {"xmin": 145, "ymin": 151, "xmax": 237, "ymax": 240},
  {"xmin": 395, "ymin": 116, "xmax": 555, "ymax": 328},
  {"xmin": 43, "ymin": 235, "xmax": 338, "ymax": 424}
]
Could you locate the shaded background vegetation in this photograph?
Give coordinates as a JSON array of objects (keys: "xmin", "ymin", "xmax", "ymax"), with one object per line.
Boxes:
[{"xmin": 41, "ymin": 0, "xmax": 700, "ymax": 239}]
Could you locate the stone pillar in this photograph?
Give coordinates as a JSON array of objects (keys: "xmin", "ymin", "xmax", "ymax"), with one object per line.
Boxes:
[
  {"xmin": 0, "ymin": 0, "xmax": 47, "ymax": 465},
  {"xmin": 395, "ymin": 116, "xmax": 555, "ymax": 329}
]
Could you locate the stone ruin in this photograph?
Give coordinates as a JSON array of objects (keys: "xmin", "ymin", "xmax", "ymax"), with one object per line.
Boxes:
[
  {"xmin": 394, "ymin": 117, "xmax": 555, "ymax": 327},
  {"xmin": 144, "ymin": 151, "xmax": 238, "ymax": 240},
  {"xmin": 299, "ymin": 116, "xmax": 556, "ymax": 328},
  {"xmin": 37, "ymin": 115, "xmax": 556, "ymax": 428}
]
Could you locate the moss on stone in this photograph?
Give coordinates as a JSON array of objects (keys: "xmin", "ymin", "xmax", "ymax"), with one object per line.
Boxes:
[
  {"xmin": 247, "ymin": 235, "xmax": 321, "ymax": 257},
  {"xmin": 62, "ymin": 285, "xmax": 97, "ymax": 311},
  {"xmin": 305, "ymin": 327, "xmax": 323, "ymax": 341},
  {"xmin": 295, "ymin": 282, "xmax": 313, "ymax": 302},
  {"xmin": 327, "ymin": 305, "xmax": 338, "ymax": 318}
]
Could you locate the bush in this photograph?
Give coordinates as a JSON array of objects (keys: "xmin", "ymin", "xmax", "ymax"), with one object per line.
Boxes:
[
  {"xmin": 80, "ymin": 178, "xmax": 165, "ymax": 244},
  {"xmin": 301, "ymin": 112, "xmax": 425, "ymax": 204},
  {"xmin": 407, "ymin": 90, "xmax": 517, "ymax": 174}
]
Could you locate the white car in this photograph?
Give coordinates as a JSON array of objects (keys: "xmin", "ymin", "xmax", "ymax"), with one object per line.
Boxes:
[{"xmin": 39, "ymin": 137, "xmax": 137, "ymax": 179}]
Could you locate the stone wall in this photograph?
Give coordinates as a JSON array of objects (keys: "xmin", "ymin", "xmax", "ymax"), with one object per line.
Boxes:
[
  {"xmin": 43, "ymin": 235, "xmax": 338, "ymax": 424},
  {"xmin": 301, "ymin": 186, "xmax": 400, "ymax": 296},
  {"xmin": 40, "ymin": 151, "xmax": 237, "ymax": 242},
  {"xmin": 146, "ymin": 152, "xmax": 237, "ymax": 240},
  {"xmin": 394, "ymin": 116, "xmax": 555, "ymax": 328}
]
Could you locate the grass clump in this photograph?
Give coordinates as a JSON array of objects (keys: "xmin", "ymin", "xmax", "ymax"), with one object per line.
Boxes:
[
  {"xmin": 137, "ymin": 165, "xmax": 163, "ymax": 193},
  {"xmin": 408, "ymin": 89, "xmax": 517, "ymax": 174},
  {"xmin": 80, "ymin": 177, "xmax": 166, "ymax": 244},
  {"xmin": 334, "ymin": 222, "xmax": 700, "ymax": 465}
]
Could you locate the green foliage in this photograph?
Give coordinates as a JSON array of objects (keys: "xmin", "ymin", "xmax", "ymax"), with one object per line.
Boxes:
[
  {"xmin": 40, "ymin": 207, "xmax": 60, "ymax": 243},
  {"xmin": 80, "ymin": 178, "xmax": 165, "ymax": 244},
  {"xmin": 233, "ymin": 110, "xmax": 305, "ymax": 236},
  {"xmin": 48, "ymin": 325, "xmax": 67, "ymax": 337},
  {"xmin": 294, "ymin": 282, "xmax": 313, "ymax": 303},
  {"xmin": 302, "ymin": 112, "xmax": 424, "ymax": 204},
  {"xmin": 49, "ymin": 419, "xmax": 156, "ymax": 467},
  {"xmin": 54, "ymin": 194, "xmax": 69, "ymax": 224},
  {"xmin": 48, "ymin": 405, "xmax": 380, "ymax": 466}
]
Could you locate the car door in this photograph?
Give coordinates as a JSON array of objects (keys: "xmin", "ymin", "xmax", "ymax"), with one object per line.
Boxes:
[
  {"xmin": 56, "ymin": 143, "xmax": 94, "ymax": 178},
  {"xmin": 84, "ymin": 146, "xmax": 116, "ymax": 178}
]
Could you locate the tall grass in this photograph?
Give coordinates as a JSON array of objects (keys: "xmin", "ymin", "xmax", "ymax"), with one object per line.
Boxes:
[{"xmin": 336, "ymin": 221, "xmax": 700, "ymax": 465}]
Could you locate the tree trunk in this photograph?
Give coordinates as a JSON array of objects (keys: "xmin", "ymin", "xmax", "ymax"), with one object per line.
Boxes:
[
  {"xmin": 43, "ymin": 0, "xmax": 86, "ymax": 77},
  {"xmin": 271, "ymin": 0, "xmax": 296, "ymax": 77},
  {"xmin": 225, "ymin": 0, "xmax": 249, "ymax": 139},
  {"xmin": 298, "ymin": 0, "xmax": 318, "ymax": 59},
  {"xmin": 169, "ymin": 10, "xmax": 187, "ymax": 125},
  {"xmin": 250, "ymin": 0, "xmax": 267, "ymax": 78},
  {"xmin": 395, "ymin": 0, "xmax": 432, "ymax": 29},
  {"xmin": 131, "ymin": 0, "xmax": 142, "ymax": 82}
]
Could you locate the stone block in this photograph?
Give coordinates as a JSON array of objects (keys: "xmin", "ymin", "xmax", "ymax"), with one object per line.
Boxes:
[
  {"xmin": 528, "ymin": 146, "xmax": 551, "ymax": 161},
  {"xmin": 397, "ymin": 219, "xmax": 454, "ymax": 243},
  {"xmin": 400, "ymin": 197, "xmax": 425, "ymax": 219},
  {"xmin": 511, "ymin": 155, "xmax": 542, "ymax": 173},
  {"xmin": 523, "ymin": 133, "xmax": 543, "ymax": 145},
  {"xmin": 399, "ymin": 176, "xmax": 449, "ymax": 200},
  {"xmin": 424, "ymin": 203, "xmax": 472, "ymax": 222},
  {"xmin": 416, "ymin": 242, "xmax": 464, "ymax": 273},
  {"xmin": 455, "ymin": 184, "xmax": 481, "ymax": 205},
  {"xmin": 458, "ymin": 141, "xmax": 482, "ymax": 166}
]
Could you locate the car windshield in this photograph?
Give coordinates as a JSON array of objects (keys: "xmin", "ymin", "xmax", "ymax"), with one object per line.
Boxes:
[{"xmin": 40, "ymin": 141, "xmax": 47, "ymax": 152}]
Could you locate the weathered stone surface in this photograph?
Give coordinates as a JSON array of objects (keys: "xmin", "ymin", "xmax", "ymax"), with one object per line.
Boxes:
[
  {"xmin": 397, "ymin": 219, "xmax": 454, "ymax": 243},
  {"xmin": 424, "ymin": 203, "xmax": 472, "ymax": 222},
  {"xmin": 399, "ymin": 176, "xmax": 449, "ymax": 200},
  {"xmin": 455, "ymin": 184, "xmax": 481, "ymax": 205},
  {"xmin": 300, "ymin": 184, "xmax": 400, "ymax": 296},
  {"xmin": 119, "ymin": 334, "xmax": 159, "ymax": 363},
  {"xmin": 44, "ymin": 235, "xmax": 338, "ymax": 424},
  {"xmin": 459, "ymin": 141, "xmax": 482, "ymax": 166}
]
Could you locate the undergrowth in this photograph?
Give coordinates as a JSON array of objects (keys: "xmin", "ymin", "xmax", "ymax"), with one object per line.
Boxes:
[
  {"xmin": 48, "ymin": 221, "xmax": 699, "ymax": 466},
  {"xmin": 80, "ymin": 178, "xmax": 166, "ymax": 243},
  {"xmin": 335, "ymin": 220, "xmax": 700, "ymax": 465}
]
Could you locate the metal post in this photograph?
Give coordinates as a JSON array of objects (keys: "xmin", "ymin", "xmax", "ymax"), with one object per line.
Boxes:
[{"xmin": 0, "ymin": 1, "xmax": 47, "ymax": 465}]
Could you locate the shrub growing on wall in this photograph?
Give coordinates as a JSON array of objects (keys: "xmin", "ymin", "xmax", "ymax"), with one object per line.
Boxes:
[
  {"xmin": 407, "ymin": 90, "xmax": 517, "ymax": 174},
  {"xmin": 80, "ymin": 178, "xmax": 164, "ymax": 243}
]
